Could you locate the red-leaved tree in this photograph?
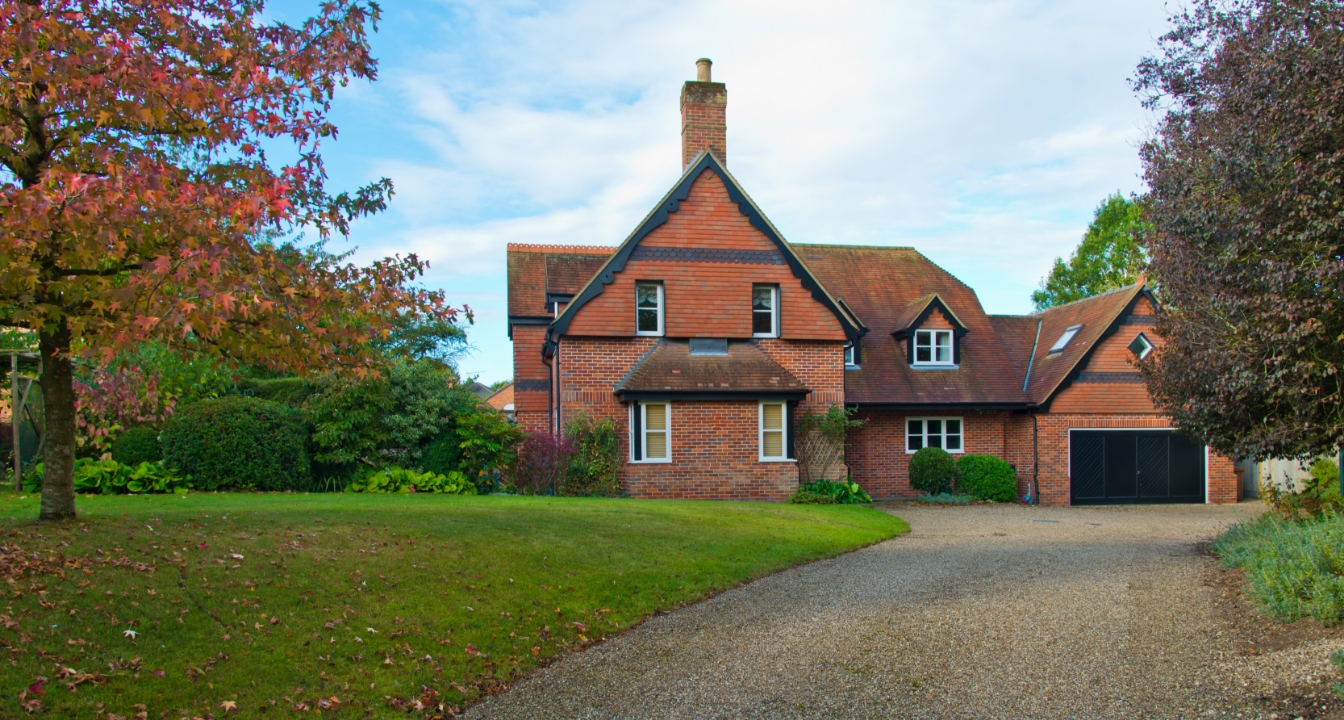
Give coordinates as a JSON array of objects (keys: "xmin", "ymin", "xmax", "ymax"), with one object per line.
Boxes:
[{"xmin": 0, "ymin": 0, "xmax": 459, "ymax": 519}]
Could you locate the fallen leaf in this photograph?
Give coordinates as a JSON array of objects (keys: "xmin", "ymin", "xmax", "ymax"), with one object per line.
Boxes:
[
  {"xmin": 220, "ymin": 700, "xmax": 237, "ymax": 711},
  {"xmin": 122, "ymin": 630, "xmax": 138, "ymax": 639}
]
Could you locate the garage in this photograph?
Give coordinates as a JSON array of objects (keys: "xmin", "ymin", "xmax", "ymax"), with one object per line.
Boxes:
[{"xmin": 1070, "ymin": 430, "xmax": 1205, "ymax": 504}]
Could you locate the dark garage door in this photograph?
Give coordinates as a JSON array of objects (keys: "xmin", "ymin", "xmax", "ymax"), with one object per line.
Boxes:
[{"xmin": 1070, "ymin": 430, "xmax": 1205, "ymax": 504}]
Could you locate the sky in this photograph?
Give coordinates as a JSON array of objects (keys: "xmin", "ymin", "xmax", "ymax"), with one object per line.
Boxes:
[{"xmin": 270, "ymin": 0, "xmax": 1174, "ymax": 385}]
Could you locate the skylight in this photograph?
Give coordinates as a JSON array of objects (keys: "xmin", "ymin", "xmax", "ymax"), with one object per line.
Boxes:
[{"xmin": 1048, "ymin": 325, "xmax": 1083, "ymax": 354}]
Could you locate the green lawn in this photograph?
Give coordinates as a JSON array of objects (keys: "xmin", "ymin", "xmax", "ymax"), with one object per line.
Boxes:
[{"xmin": 0, "ymin": 492, "xmax": 907, "ymax": 718}]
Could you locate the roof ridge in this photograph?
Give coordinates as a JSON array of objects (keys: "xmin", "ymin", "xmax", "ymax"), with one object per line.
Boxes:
[
  {"xmin": 790, "ymin": 243, "xmax": 917, "ymax": 251},
  {"xmin": 507, "ymin": 244, "xmax": 616, "ymax": 254},
  {"xmin": 1031, "ymin": 282, "xmax": 1142, "ymax": 315}
]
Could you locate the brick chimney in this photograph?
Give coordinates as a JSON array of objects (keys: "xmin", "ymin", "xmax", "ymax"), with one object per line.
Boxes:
[{"xmin": 680, "ymin": 58, "xmax": 726, "ymax": 169}]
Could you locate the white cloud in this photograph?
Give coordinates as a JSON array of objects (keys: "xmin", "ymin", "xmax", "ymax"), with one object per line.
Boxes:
[{"xmin": 321, "ymin": 0, "xmax": 1175, "ymax": 382}]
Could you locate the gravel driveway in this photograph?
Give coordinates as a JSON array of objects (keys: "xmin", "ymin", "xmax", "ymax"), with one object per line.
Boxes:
[{"xmin": 465, "ymin": 502, "xmax": 1331, "ymax": 720}]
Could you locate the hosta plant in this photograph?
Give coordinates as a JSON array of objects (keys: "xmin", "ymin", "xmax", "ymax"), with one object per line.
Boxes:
[{"xmin": 345, "ymin": 466, "xmax": 477, "ymax": 495}]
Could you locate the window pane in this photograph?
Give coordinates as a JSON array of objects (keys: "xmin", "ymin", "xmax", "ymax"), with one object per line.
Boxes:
[
  {"xmin": 936, "ymin": 332, "xmax": 952, "ymax": 363},
  {"xmin": 907, "ymin": 419, "xmax": 922, "ymax": 436},
  {"xmin": 927, "ymin": 419, "xmax": 941, "ymax": 435},
  {"xmin": 753, "ymin": 310, "xmax": 774, "ymax": 335},
  {"xmin": 638, "ymin": 309, "xmax": 659, "ymax": 333},
  {"xmin": 844, "ymin": 345, "xmax": 854, "ymax": 365},
  {"xmin": 763, "ymin": 430, "xmax": 783, "ymax": 458},
  {"xmin": 928, "ymin": 434, "xmax": 943, "ymax": 449},
  {"xmin": 907, "ymin": 434, "xmax": 923, "ymax": 452},
  {"xmin": 645, "ymin": 431, "xmax": 667, "ymax": 459},
  {"xmin": 916, "ymin": 346, "xmax": 931, "ymax": 362},
  {"xmin": 636, "ymin": 285, "xmax": 659, "ymax": 308},
  {"xmin": 753, "ymin": 287, "xmax": 773, "ymax": 310},
  {"xmin": 645, "ymin": 404, "xmax": 667, "ymax": 431},
  {"xmin": 945, "ymin": 433, "xmax": 961, "ymax": 451},
  {"xmin": 762, "ymin": 403, "xmax": 783, "ymax": 431},
  {"xmin": 916, "ymin": 331, "xmax": 930, "ymax": 348},
  {"xmin": 945, "ymin": 419, "xmax": 960, "ymax": 435}
]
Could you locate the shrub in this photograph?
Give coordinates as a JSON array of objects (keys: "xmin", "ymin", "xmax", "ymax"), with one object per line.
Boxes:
[
  {"xmin": 908, "ymin": 447, "xmax": 957, "ymax": 494},
  {"xmin": 1331, "ymin": 648, "xmax": 1344, "ymax": 700},
  {"xmin": 1213, "ymin": 513, "xmax": 1344, "ymax": 624},
  {"xmin": 917, "ymin": 492, "xmax": 971, "ymax": 505},
  {"xmin": 1261, "ymin": 456, "xmax": 1344, "ymax": 519},
  {"xmin": 239, "ymin": 377, "xmax": 320, "ymax": 407},
  {"xmin": 161, "ymin": 396, "xmax": 310, "ymax": 491},
  {"xmin": 456, "ymin": 404, "xmax": 522, "ymax": 491},
  {"xmin": 345, "ymin": 466, "xmax": 476, "ymax": 495},
  {"xmin": 511, "ymin": 433, "xmax": 573, "ymax": 495},
  {"xmin": 24, "ymin": 459, "xmax": 189, "ymax": 494},
  {"xmin": 563, "ymin": 413, "xmax": 620, "ymax": 496},
  {"xmin": 111, "ymin": 426, "xmax": 162, "ymax": 466},
  {"xmin": 420, "ymin": 429, "xmax": 462, "ymax": 477},
  {"xmin": 955, "ymin": 454, "xmax": 1017, "ymax": 502},
  {"xmin": 790, "ymin": 478, "xmax": 872, "ymax": 505}
]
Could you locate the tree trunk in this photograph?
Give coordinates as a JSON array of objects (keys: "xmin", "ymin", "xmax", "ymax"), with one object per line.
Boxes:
[{"xmin": 38, "ymin": 319, "xmax": 76, "ymax": 521}]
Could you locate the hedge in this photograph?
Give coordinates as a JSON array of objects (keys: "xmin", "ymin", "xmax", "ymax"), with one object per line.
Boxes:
[
  {"xmin": 956, "ymin": 454, "xmax": 1017, "ymax": 502},
  {"xmin": 161, "ymin": 396, "xmax": 310, "ymax": 491}
]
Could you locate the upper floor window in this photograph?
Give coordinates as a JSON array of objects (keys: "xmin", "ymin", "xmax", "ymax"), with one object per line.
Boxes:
[
  {"xmin": 752, "ymin": 285, "xmax": 778, "ymax": 338},
  {"xmin": 844, "ymin": 342, "xmax": 859, "ymax": 369},
  {"xmin": 907, "ymin": 417, "xmax": 962, "ymax": 454},
  {"xmin": 636, "ymin": 282, "xmax": 664, "ymax": 336},
  {"xmin": 914, "ymin": 329, "xmax": 953, "ymax": 365},
  {"xmin": 1128, "ymin": 332, "xmax": 1154, "ymax": 360},
  {"xmin": 759, "ymin": 401, "xmax": 790, "ymax": 461}
]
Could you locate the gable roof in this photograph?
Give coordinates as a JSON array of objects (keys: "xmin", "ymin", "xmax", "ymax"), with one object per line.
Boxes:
[
  {"xmin": 549, "ymin": 152, "xmax": 864, "ymax": 342},
  {"xmin": 987, "ymin": 314, "xmax": 1041, "ymax": 386},
  {"xmin": 799, "ymin": 245, "xmax": 1028, "ymax": 406},
  {"xmin": 891, "ymin": 293, "xmax": 968, "ymax": 338},
  {"xmin": 507, "ymin": 244, "xmax": 614, "ymax": 321},
  {"xmin": 1022, "ymin": 282, "xmax": 1153, "ymax": 405}
]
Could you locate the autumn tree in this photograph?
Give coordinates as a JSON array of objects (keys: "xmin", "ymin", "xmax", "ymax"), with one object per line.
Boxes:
[
  {"xmin": 0, "ymin": 0, "xmax": 459, "ymax": 520},
  {"xmin": 1031, "ymin": 193, "xmax": 1149, "ymax": 310},
  {"xmin": 1135, "ymin": 0, "xmax": 1344, "ymax": 460}
]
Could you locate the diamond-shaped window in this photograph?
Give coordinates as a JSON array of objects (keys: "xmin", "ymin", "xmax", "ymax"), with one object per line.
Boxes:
[{"xmin": 1127, "ymin": 333, "xmax": 1154, "ymax": 360}]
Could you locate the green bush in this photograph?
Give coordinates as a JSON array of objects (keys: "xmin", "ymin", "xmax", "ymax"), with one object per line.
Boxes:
[
  {"xmin": 161, "ymin": 396, "xmax": 310, "ymax": 491},
  {"xmin": 420, "ymin": 429, "xmax": 462, "ymax": 476},
  {"xmin": 24, "ymin": 459, "xmax": 190, "ymax": 494},
  {"xmin": 1213, "ymin": 513, "xmax": 1344, "ymax": 624},
  {"xmin": 239, "ymin": 377, "xmax": 320, "ymax": 408},
  {"xmin": 1262, "ymin": 456, "xmax": 1344, "ymax": 519},
  {"xmin": 111, "ymin": 426, "xmax": 162, "ymax": 466},
  {"xmin": 563, "ymin": 413, "xmax": 620, "ymax": 497},
  {"xmin": 955, "ymin": 454, "xmax": 1017, "ymax": 502},
  {"xmin": 916, "ymin": 492, "xmax": 971, "ymax": 505},
  {"xmin": 790, "ymin": 478, "xmax": 872, "ymax": 505},
  {"xmin": 456, "ymin": 404, "xmax": 522, "ymax": 492},
  {"xmin": 345, "ymin": 466, "xmax": 477, "ymax": 495},
  {"xmin": 908, "ymin": 447, "xmax": 957, "ymax": 495}
]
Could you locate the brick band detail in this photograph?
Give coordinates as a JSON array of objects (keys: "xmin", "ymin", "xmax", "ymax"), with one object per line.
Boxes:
[
  {"xmin": 1121, "ymin": 315, "xmax": 1157, "ymax": 325},
  {"xmin": 515, "ymin": 379, "xmax": 552, "ymax": 392},
  {"xmin": 629, "ymin": 246, "xmax": 784, "ymax": 265},
  {"xmin": 1075, "ymin": 372, "xmax": 1145, "ymax": 384}
]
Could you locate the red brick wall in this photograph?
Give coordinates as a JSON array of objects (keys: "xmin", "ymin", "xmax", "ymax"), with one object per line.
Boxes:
[
  {"xmin": 564, "ymin": 171, "xmax": 846, "ymax": 341},
  {"xmin": 845, "ymin": 410, "xmax": 1013, "ymax": 500},
  {"xmin": 681, "ymin": 82, "xmax": 726, "ymax": 168},
  {"xmin": 512, "ymin": 324, "xmax": 550, "ymax": 416},
  {"xmin": 625, "ymin": 401, "xmax": 799, "ymax": 501},
  {"xmin": 551, "ymin": 336, "xmax": 843, "ymax": 500},
  {"xmin": 1034, "ymin": 414, "xmax": 1240, "ymax": 506},
  {"xmin": 1050, "ymin": 296, "xmax": 1160, "ymax": 414},
  {"xmin": 846, "ymin": 410, "xmax": 1240, "ymax": 506}
]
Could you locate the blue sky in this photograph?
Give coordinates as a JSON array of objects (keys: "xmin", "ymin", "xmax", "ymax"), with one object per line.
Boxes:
[{"xmin": 272, "ymin": 0, "xmax": 1172, "ymax": 384}]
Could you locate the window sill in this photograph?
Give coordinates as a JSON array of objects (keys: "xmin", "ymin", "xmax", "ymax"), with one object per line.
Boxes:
[
  {"xmin": 628, "ymin": 458, "xmax": 672, "ymax": 464},
  {"xmin": 844, "ymin": 364, "xmax": 860, "ymax": 370},
  {"xmin": 635, "ymin": 332, "xmax": 664, "ymax": 337},
  {"xmin": 758, "ymin": 457, "xmax": 796, "ymax": 463},
  {"xmin": 905, "ymin": 449, "xmax": 964, "ymax": 455},
  {"xmin": 911, "ymin": 364, "xmax": 959, "ymax": 370},
  {"xmin": 752, "ymin": 334, "xmax": 779, "ymax": 339}
]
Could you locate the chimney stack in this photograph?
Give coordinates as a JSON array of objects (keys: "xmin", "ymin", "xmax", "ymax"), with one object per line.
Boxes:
[{"xmin": 680, "ymin": 58, "xmax": 726, "ymax": 169}]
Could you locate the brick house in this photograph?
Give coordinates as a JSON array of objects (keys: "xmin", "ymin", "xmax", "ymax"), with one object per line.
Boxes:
[{"xmin": 505, "ymin": 60, "xmax": 1241, "ymax": 505}]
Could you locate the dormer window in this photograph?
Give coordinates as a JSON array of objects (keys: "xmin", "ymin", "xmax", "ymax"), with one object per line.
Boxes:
[
  {"xmin": 636, "ymin": 282, "xmax": 664, "ymax": 336},
  {"xmin": 1128, "ymin": 332, "xmax": 1154, "ymax": 360},
  {"xmin": 844, "ymin": 342, "xmax": 859, "ymax": 369},
  {"xmin": 1048, "ymin": 324, "xmax": 1082, "ymax": 355},
  {"xmin": 752, "ymin": 285, "xmax": 779, "ymax": 338},
  {"xmin": 913, "ymin": 329, "xmax": 954, "ymax": 365}
]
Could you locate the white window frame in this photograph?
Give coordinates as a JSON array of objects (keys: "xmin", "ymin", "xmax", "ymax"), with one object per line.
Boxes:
[
  {"xmin": 758, "ymin": 401, "xmax": 792, "ymax": 462},
  {"xmin": 844, "ymin": 342, "xmax": 859, "ymax": 369},
  {"xmin": 629, "ymin": 402, "xmax": 671, "ymax": 463},
  {"xmin": 913, "ymin": 329, "xmax": 955, "ymax": 366},
  {"xmin": 905, "ymin": 417, "xmax": 964, "ymax": 454},
  {"xmin": 752, "ymin": 285, "xmax": 779, "ymax": 339},
  {"xmin": 1129, "ymin": 332, "xmax": 1154, "ymax": 360},
  {"xmin": 635, "ymin": 282, "xmax": 664, "ymax": 337}
]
